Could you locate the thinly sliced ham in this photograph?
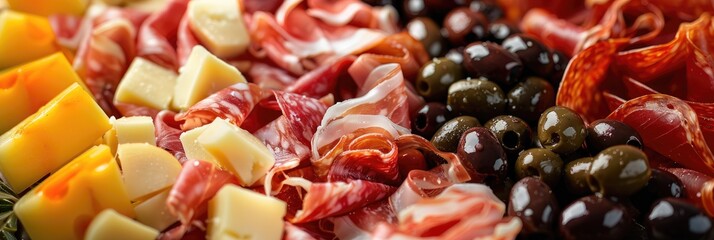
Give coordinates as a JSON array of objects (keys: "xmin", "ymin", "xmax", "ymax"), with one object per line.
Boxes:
[
  {"xmin": 175, "ymin": 83, "xmax": 272, "ymax": 131},
  {"xmin": 136, "ymin": 0, "xmax": 189, "ymax": 70},
  {"xmin": 155, "ymin": 110, "xmax": 188, "ymax": 163}
]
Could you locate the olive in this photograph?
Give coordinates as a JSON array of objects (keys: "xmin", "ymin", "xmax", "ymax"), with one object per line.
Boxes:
[
  {"xmin": 507, "ymin": 77, "xmax": 556, "ymax": 124},
  {"xmin": 550, "ymin": 50, "xmax": 569, "ymax": 89},
  {"xmin": 442, "ymin": 8, "xmax": 489, "ymax": 47},
  {"xmin": 515, "ymin": 148, "xmax": 563, "ymax": 188},
  {"xmin": 462, "ymin": 42, "xmax": 523, "ymax": 88},
  {"xmin": 412, "ymin": 102, "xmax": 450, "ymax": 139},
  {"xmin": 647, "ymin": 198, "xmax": 713, "ymax": 240},
  {"xmin": 632, "ymin": 169, "xmax": 686, "ymax": 215},
  {"xmin": 444, "ymin": 46, "xmax": 464, "ymax": 65},
  {"xmin": 484, "ymin": 115, "xmax": 532, "ymax": 154},
  {"xmin": 586, "ymin": 119, "xmax": 643, "ymax": 155},
  {"xmin": 588, "ymin": 145, "xmax": 651, "ymax": 197},
  {"xmin": 559, "ymin": 195, "xmax": 632, "ymax": 240},
  {"xmin": 508, "ymin": 177, "xmax": 559, "ymax": 237},
  {"xmin": 361, "ymin": 0, "xmax": 395, "ymax": 6},
  {"xmin": 563, "ymin": 157, "xmax": 593, "ymax": 196},
  {"xmin": 537, "ymin": 106, "xmax": 587, "ymax": 155},
  {"xmin": 431, "ymin": 116, "xmax": 481, "ymax": 152},
  {"xmin": 406, "ymin": 17, "xmax": 448, "ymax": 58},
  {"xmin": 468, "ymin": 0, "xmax": 503, "ymax": 21},
  {"xmin": 415, "ymin": 58, "xmax": 464, "ymax": 101},
  {"xmin": 502, "ymin": 34, "xmax": 554, "ymax": 77},
  {"xmin": 457, "ymin": 127, "xmax": 507, "ymax": 183},
  {"xmin": 487, "ymin": 20, "xmax": 520, "ymax": 44},
  {"xmin": 398, "ymin": 148, "xmax": 428, "ymax": 178},
  {"xmin": 447, "ymin": 79, "xmax": 506, "ymax": 122},
  {"xmin": 402, "ymin": 0, "xmax": 460, "ymax": 20}
]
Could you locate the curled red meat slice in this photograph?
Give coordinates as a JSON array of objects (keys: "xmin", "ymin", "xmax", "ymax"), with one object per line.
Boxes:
[
  {"xmin": 662, "ymin": 168, "xmax": 714, "ymax": 217},
  {"xmin": 520, "ymin": 9, "xmax": 585, "ymax": 56},
  {"xmin": 286, "ymin": 56, "xmax": 355, "ymax": 99},
  {"xmin": 155, "ymin": 110, "xmax": 188, "ymax": 163},
  {"xmin": 607, "ymin": 94, "xmax": 714, "ymax": 176},
  {"xmin": 175, "ymin": 83, "xmax": 271, "ymax": 130},
  {"xmin": 176, "ymin": 10, "xmax": 199, "ymax": 66},
  {"xmin": 327, "ymin": 133, "xmax": 399, "ymax": 184},
  {"xmin": 136, "ymin": 0, "xmax": 189, "ymax": 70}
]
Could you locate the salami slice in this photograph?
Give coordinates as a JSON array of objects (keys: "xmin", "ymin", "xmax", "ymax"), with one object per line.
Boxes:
[{"xmin": 175, "ymin": 83, "xmax": 271, "ymax": 130}]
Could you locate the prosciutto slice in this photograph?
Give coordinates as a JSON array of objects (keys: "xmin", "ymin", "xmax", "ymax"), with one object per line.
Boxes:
[
  {"xmin": 154, "ymin": 110, "xmax": 188, "ymax": 163},
  {"xmin": 136, "ymin": 0, "xmax": 189, "ymax": 70},
  {"xmin": 175, "ymin": 83, "xmax": 272, "ymax": 130}
]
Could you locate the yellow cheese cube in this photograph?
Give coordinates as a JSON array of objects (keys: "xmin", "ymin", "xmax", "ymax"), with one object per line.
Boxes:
[
  {"xmin": 102, "ymin": 117, "xmax": 119, "ymax": 155},
  {"xmin": 117, "ymin": 143, "xmax": 182, "ymax": 201},
  {"xmin": 6, "ymin": 0, "xmax": 88, "ymax": 16},
  {"xmin": 0, "ymin": 53, "xmax": 87, "ymax": 134},
  {"xmin": 115, "ymin": 57, "xmax": 178, "ymax": 110},
  {"xmin": 0, "ymin": 10, "xmax": 60, "ymax": 69},
  {"xmin": 197, "ymin": 118, "xmax": 275, "ymax": 186},
  {"xmin": 14, "ymin": 145, "xmax": 135, "ymax": 240},
  {"xmin": 85, "ymin": 209, "xmax": 159, "ymax": 240},
  {"xmin": 134, "ymin": 189, "xmax": 178, "ymax": 231},
  {"xmin": 207, "ymin": 185, "xmax": 286, "ymax": 240},
  {"xmin": 172, "ymin": 46, "xmax": 246, "ymax": 110},
  {"xmin": 188, "ymin": 0, "xmax": 250, "ymax": 59},
  {"xmin": 180, "ymin": 124, "xmax": 219, "ymax": 165},
  {"xmin": 0, "ymin": 83, "xmax": 111, "ymax": 193},
  {"xmin": 114, "ymin": 116, "xmax": 156, "ymax": 145}
]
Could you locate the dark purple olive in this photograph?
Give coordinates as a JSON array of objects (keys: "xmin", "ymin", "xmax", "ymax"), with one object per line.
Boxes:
[
  {"xmin": 487, "ymin": 20, "xmax": 520, "ymax": 44},
  {"xmin": 442, "ymin": 8, "xmax": 489, "ymax": 47},
  {"xmin": 560, "ymin": 195, "xmax": 633, "ymax": 240},
  {"xmin": 502, "ymin": 34, "xmax": 554, "ymax": 78},
  {"xmin": 403, "ymin": 0, "xmax": 461, "ymax": 20},
  {"xmin": 550, "ymin": 50, "xmax": 569, "ymax": 89},
  {"xmin": 632, "ymin": 169, "xmax": 686, "ymax": 215},
  {"xmin": 431, "ymin": 116, "xmax": 481, "ymax": 152},
  {"xmin": 457, "ymin": 127, "xmax": 507, "ymax": 183},
  {"xmin": 647, "ymin": 198, "xmax": 713, "ymax": 240},
  {"xmin": 508, "ymin": 177, "xmax": 559, "ymax": 237},
  {"xmin": 406, "ymin": 17, "xmax": 448, "ymax": 57},
  {"xmin": 507, "ymin": 77, "xmax": 556, "ymax": 125},
  {"xmin": 468, "ymin": 0, "xmax": 503, "ymax": 21},
  {"xmin": 412, "ymin": 102, "xmax": 450, "ymax": 139},
  {"xmin": 462, "ymin": 42, "xmax": 523, "ymax": 88},
  {"xmin": 586, "ymin": 119, "xmax": 643, "ymax": 155}
]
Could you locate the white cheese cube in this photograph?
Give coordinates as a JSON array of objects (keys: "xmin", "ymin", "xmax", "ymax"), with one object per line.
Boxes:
[
  {"xmin": 115, "ymin": 57, "xmax": 177, "ymax": 110},
  {"xmin": 172, "ymin": 46, "xmax": 246, "ymax": 110},
  {"xmin": 188, "ymin": 0, "xmax": 250, "ymax": 59},
  {"xmin": 207, "ymin": 185, "xmax": 286, "ymax": 240},
  {"xmin": 179, "ymin": 124, "xmax": 219, "ymax": 165},
  {"xmin": 114, "ymin": 116, "xmax": 156, "ymax": 145},
  {"xmin": 197, "ymin": 118, "xmax": 274, "ymax": 186},
  {"xmin": 117, "ymin": 143, "xmax": 182, "ymax": 201},
  {"xmin": 85, "ymin": 209, "xmax": 159, "ymax": 240},
  {"xmin": 134, "ymin": 189, "xmax": 178, "ymax": 231}
]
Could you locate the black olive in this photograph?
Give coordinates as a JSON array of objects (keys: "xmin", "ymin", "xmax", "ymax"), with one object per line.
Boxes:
[
  {"xmin": 412, "ymin": 102, "xmax": 450, "ymax": 139},
  {"xmin": 442, "ymin": 7, "xmax": 489, "ymax": 47},
  {"xmin": 462, "ymin": 42, "xmax": 523, "ymax": 88},
  {"xmin": 560, "ymin": 195, "xmax": 633, "ymax": 240},
  {"xmin": 487, "ymin": 20, "xmax": 520, "ymax": 44},
  {"xmin": 647, "ymin": 198, "xmax": 714, "ymax": 240},
  {"xmin": 537, "ymin": 106, "xmax": 587, "ymax": 155},
  {"xmin": 515, "ymin": 148, "xmax": 563, "ymax": 188},
  {"xmin": 447, "ymin": 78, "xmax": 506, "ymax": 122},
  {"xmin": 502, "ymin": 34, "xmax": 554, "ymax": 78},
  {"xmin": 431, "ymin": 116, "xmax": 481, "ymax": 152},
  {"xmin": 468, "ymin": 0, "xmax": 503, "ymax": 21},
  {"xmin": 508, "ymin": 177, "xmax": 559, "ymax": 237},
  {"xmin": 415, "ymin": 58, "xmax": 464, "ymax": 101},
  {"xmin": 457, "ymin": 127, "xmax": 507, "ymax": 183},
  {"xmin": 402, "ymin": 0, "xmax": 461, "ymax": 21},
  {"xmin": 550, "ymin": 50, "xmax": 569, "ymax": 89},
  {"xmin": 586, "ymin": 119, "xmax": 643, "ymax": 155},
  {"xmin": 406, "ymin": 17, "xmax": 448, "ymax": 58},
  {"xmin": 631, "ymin": 169, "xmax": 686, "ymax": 216},
  {"xmin": 588, "ymin": 145, "xmax": 651, "ymax": 197},
  {"xmin": 507, "ymin": 77, "xmax": 556, "ymax": 125}
]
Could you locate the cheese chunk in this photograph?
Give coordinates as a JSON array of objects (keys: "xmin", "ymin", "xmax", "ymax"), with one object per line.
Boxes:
[
  {"xmin": 117, "ymin": 143, "xmax": 182, "ymax": 201},
  {"xmin": 6, "ymin": 0, "xmax": 88, "ymax": 16},
  {"xmin": 115, "ymin": 57, "xmax": 177, "ymax": 110},
  {"xmin": 180, "ymin": 124, "xmax": 219, "ymax": 165},
  {"xmin": 85, "ymin": 209, "xmax": 159, "ymax": 240},
  {"xmin": 14, "ymin": 145, "xmax": 135, "ymax": 240},
  {"xmin": 197, "ymin": 118, "xmax": 274, "ymax": 186},
  {"xmin": 188, "ymin": 0, "xmax": 250, "ymax": 59},
  {"xmin": 114, "ymin": 116, "xmax": 156, "ymax": 145},
  {"xmin": 207, "ymin": 185, "xmax": 286, "ymax": 240},
  {"xmin": 172, "ymin": 46, "xmax": 246, "ymax": 110},
  {"xmin": 134, "ymin": 189, "xmax": 178, "ymax": 231},
  {"xmin": 0, "ymin": 11, "xmax": 60, "ymax": 69},
  {"xmin": 0, "ymin": 83, "xmax": 111, "ymax": 193}
]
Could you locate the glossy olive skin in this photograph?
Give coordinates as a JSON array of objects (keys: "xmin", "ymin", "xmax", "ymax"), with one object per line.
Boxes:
[
  {"xmin": 484, "ymin": 115, "xmax": 532, "ymax": 154},
  {"xmin": 412, "ymin": 102, "xmax": 450, "ymax": 139},
  {"xmin": 508, "ymin": 177, "xmax": 559, "ymax": 237},
  {"xmin": 431, "ymin": 116, "xmax": 481, "ymax": 152},
  {"xmin": 647, "ymin": 198, "xmax": 713, "ymax": 240},
  {"xmin": 447, "ymin": 79, "xmax": 506, "ymax": 122},
  {"xmin": 502, "ymin": 34, "xmax": 554, "ymax": 77},
  {"xmin": 402, "ymin": 0, "xmax": 461, "ymax": 20},
  {"xmin": 588, "ymin": 145, "xmax": 651, "ymax": 197},
  {"xmin": 406, "ymin": 17, "xmax": 448, "ymax": 58},
  {"xmin": 488, "ymin": 21, "xmax": 520, "ymax": 44},
  {"xmin": 445, "ymin": 46, "xmax": 465, "ymax": 65},
  {"xmin": 515, "ymin": 148, "xmax": 563, "ymax": 188},
  {"xmin": 586, "ymin": 119, "xmax": 643, "ymax": 155},
  {"xmin": 632, "ymin": 169, "xmax": 686, "ymax": 215},
  {"xmin": 416, "ymin": 58, "xmax": 464, "ymax": 101},
  {"xmin": 550, "ymin": 50, "xmax": 569, "ymax": 89},
  {"xmin": 469, "ymin": 0, "xmax": 503, "ymax": 21},
  {"xmin": 462, "ymin": 42, "xmax": 523, "ymax": 88},
  {"xmin": 537, "ymin": 106, "xmax": 588, "ymax": 155},
  {"xmin": 507, "ymin": 77, "xmax": 556, "ymax": 124},
  {"xmin": 442, "ymin": 8, "xmax": 489, "ymax": 47},
  {"xmin": 560, "ymin": 195, "xmax": 633, "ymax": 240},
  {"xmin": 564, "ymin": 157, "xmax": 593, "ymax": 196},
  {"xmin": 457, "ymin": 127, "xmax": 507, "ymax": 183}
]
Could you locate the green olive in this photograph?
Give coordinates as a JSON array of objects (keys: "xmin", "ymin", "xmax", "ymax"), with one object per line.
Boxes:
[
  {"xmin": 416, "ymin": 58, "xmax": 464, "ymax": 101},
  {"xmin": 588, "ymin": 145, "xmax": 651, "ymax": 197},
  {"xmin": 537, "ymin": 106, "xmax": 587, "ymax": 155},
  {"xmin": 564, "ymin": 157, "xmax": 593, "ymax": 196},
  {"xmin": 515, "ymin": 148, "xmax": 563, "ymax": 188},
  {"xmin": 447, "ymin": 78, "xmax": 506, "ymax": 122},
  {"xmin": 484, "ymin": 115, "xmax": 533, "ymax": 154},
  {"xmin": 507, "ymin": 77, "xmax": 556, "ymax": 124},
  {"xmin": 430, "ymin": 116, "xmax": 481, "ymax": 152}
]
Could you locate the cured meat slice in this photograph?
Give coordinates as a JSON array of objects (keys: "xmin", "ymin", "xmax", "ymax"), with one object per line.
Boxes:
[
  {"xmin": 155, "ymin": 110, "xmax": 188, "ymax": 163},
  {"xmin": 136, "ymin": 0, "xmax": 189, "ymax": 70},
  {"xmin": 175, "ymin": 83, "xmax": 271, "ymax": 130},
  {"xmin": 662, "ymin": 168, "xmax": 714, "ymax": 217}
]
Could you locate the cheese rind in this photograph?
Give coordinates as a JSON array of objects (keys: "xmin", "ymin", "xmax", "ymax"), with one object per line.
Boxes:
[
  {"xmin": 0, "ymin": 83, "xmax": 111, "ymax": 193},
  {"xmin": 115, "ymin": 57, "xmax": 177, "ymax": 110},
  {"xmin": 197, "ymin": 118, "xmax": 275, "ymax": 186},
  {"xmin": 85, "ymin": 209, "xmax": 159, "ymax": 240},
  {"xmin": 14, "ymin": 145, "xmax": 135, "ymax": 240},
  {"xmin": 180, "ymin": 124, "xmax": 219, "ymax": 165},
  {"xmin": 188, "ymin": 0, "xmax": 250, "ymax": 59},
  {"xmin": 0, "ymin": 10, "xmax": 60, "ymax": 69},
  {"xmin": 114, "ymin": 116, "xmax": 157, "ymax": 145},
  {"xmin": 172, "ymin": 46, "xmax": 246, "ymax": 110},
  {"xmin": 134, "ymin": 189, "xmax": 178, "ymax": 231},
  {"xmin": 117, "ymin": 143, "xmax": 182, "ymax": 201},
  {"xmin": 207, "ymin": 185, "xmax": 286, "ymax": 240}
]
